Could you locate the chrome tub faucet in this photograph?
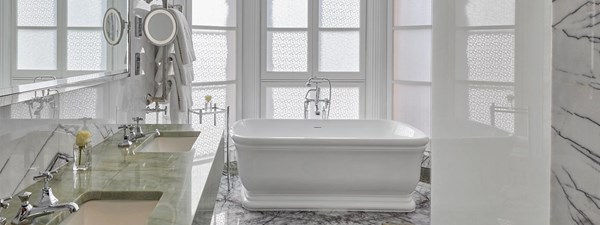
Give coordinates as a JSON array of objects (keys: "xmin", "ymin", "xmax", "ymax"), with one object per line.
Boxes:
[
  {"xmin": 304, "ymin": 77, "xmax": 332, "ymax": 119},
  {"xmin": 11, "ymin": 171, "xmax": 79, "ymax": 225}
]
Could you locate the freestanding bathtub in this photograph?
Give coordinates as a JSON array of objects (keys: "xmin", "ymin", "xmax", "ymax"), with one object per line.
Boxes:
[{"xmin": 231, "ymin": 119, "xmax": 429, "ymax": 212}]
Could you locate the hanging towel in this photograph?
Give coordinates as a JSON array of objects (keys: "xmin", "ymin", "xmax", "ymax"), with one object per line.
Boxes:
[{"xmin": 169, "ymin": 9, "xmax": 196, "ymax": 66}]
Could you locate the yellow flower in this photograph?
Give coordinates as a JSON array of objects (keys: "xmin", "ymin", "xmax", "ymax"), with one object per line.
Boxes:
[
  {"xmin": 204, "ymin": 95, "xmax": 212, "ymax": 102},
  {"xmin": 76, "ymin": 130, "xmax": 92, "ymax": 147}
]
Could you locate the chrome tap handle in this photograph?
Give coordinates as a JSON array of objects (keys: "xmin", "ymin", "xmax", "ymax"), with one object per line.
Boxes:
[
  {"xmin": 0, "ymin": 197, "xmax": 10, "ymax": 209},
  {"xmin": 17, "ymin": 192, "xmax": 31, "ymax": 204},
  {"xmin": 132, "ymin": 117, "xmax": 144, "ymax": 136},
  {"xmin": 34, "ymin": 170, "xmax": 58, "ymax": 192}
]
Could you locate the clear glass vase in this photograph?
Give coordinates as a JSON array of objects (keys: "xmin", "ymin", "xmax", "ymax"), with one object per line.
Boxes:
[{"xmin": 73, "ymin": 143, "xmax": 92, "ymax": 171}]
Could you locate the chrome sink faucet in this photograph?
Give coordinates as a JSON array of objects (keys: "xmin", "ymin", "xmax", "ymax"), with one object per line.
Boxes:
[
  {"xmin": 131, "ymin": 117, "xmax": 160, "ymax": 141},
  {"xmin": 1, "ymin": 197, "xmax": 11, "ymax": 225},
  {"xmin": 12, "ymin": 171, "xmax": 78, "ymax": 225},
  {"xmin": 132, "ymin": 117, "xmax": 145, "ymax": 139},
  {"xmin": 117, "ymin": 124, "xmax": 134, "ymax": 147},
  {"xmin": 304, "ymin": 77, "xmax": 332, "ymax": 119}
]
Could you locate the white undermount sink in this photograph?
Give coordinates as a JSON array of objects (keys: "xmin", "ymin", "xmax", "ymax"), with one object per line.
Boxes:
[
  {"xmin": 136, "ymin": 133, "xmax": 199, "ymax": 153},
  {"xmin": 59, "ymin": 200, "xmax": 159, "ymax": 225}
]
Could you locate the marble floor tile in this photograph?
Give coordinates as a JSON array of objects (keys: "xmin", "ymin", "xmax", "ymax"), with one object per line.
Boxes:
[{"xmin": 211, "ymin": 169, "xmax": 430, "ymax": 225}]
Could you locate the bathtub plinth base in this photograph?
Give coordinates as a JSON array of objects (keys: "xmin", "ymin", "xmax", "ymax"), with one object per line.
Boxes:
[{"xmin": 241, "ymin": 187, "xmax": 416, "ymax": 212}]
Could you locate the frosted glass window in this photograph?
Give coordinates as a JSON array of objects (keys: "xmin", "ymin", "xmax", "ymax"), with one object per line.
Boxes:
[
  {"xmin": 468, "ymin": 85, "xmax": 515, "ymax": 133},
  {"xmin": 266, "ymin": 86, "xmax": 360, "ymax": 119},
  {"xmin": 68, "ymin": 0, "xmax": 106, "ymax": 27},
  {"xmin": 465, "ymin": 30, "xmax": 514, "ymax": 82},
  {"xmin": 319, "ymin": 0, "xmax": 360, "ymax": 28},
  {"xmin": 267, "ymin": 0, "xmax": 308, "ymax": 28},
  {"xmin": 67, "ymin": 30, "xmax": 106, "ymax": 71},
  {"xmin": 455, "ymin": 0, "xmax": 515, "ymax": 26},
  {"xmin": 319, "ymin": 31, "xmax": 360, "ymax": 72},
  {"xmin": 17, "ymin": 0, "xmax": 57, "ymax": 26},
  {"xmin": 17, "ymin": 30, "xmax": 57, "ymax": 70},
  {"xmin": 267, "ymin": 31, "xmax": 308, "ymax": 72},
  {"xmin": 192, "ymin": 30, "xmax": 236, "ymax": 82},
  {"xmin": 59, "ymin": 87, "xmax": 98, "ymax": 119},
  {"xmin": 192, "ymin": 0, "xmax": 236, "ymax": 27},
  {"xmin": 394, "ymin": 0, "xmax": 431, "ymax": 26},
  {"xmin": 393, "ymin": 29, "xmax": 431, "ymax": 82},
  {"xmin": 393, "ymin": 84, "xmax": 431, "ymax": 135}
]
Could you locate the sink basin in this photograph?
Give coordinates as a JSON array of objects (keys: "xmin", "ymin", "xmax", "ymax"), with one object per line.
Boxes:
[
  {"xmin": 136, "ymin": 132, "xmax": 199, "ymax": 153},
  {"xmin": 59, "ymin": 200, "xmax": 158, "ymax": 225}
]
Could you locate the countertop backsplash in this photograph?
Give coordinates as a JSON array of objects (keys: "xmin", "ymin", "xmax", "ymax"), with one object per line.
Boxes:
[{"xmin": 0, "ymin": 74, "xmax": 152, "ymax": 199}]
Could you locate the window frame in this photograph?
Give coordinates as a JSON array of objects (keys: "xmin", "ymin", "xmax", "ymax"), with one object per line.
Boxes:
[
  {"xmin": 260, "ymin": 0, "xmax": 367, "ymax": 81},
  {"xmin": 10, "ymin": 0, "xmax": 112, "ymax": 83}
]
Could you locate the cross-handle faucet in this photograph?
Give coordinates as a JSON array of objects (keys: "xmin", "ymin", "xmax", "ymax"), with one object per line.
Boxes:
[
  {"xmin": 132, "ymin": 117, "xmax": 144, "ymax": 139},
  {"xmin": 13, "ymin": 170, "xmax": 80, "ymax": 224},
  {"xmin": 131, "ymin": 117, "xmax": 160, "ymax": 140},
  {"xmin": 304, "ymin": 77, "xmax": 332, "ymax": 119},
  {"xmin": 33, "ymin": 171, "xmax": 59, "ymax": 207},
  {"xmin": 0, "ymin": 197, "xmax": 11, "ymax": 225},
  {"xmin": 12, "ymin": 192, "xmax": 78, "ymax": 225},
  {"xmin": 117, "ymin": 125, "xmax": 134, "ymax": 147}
]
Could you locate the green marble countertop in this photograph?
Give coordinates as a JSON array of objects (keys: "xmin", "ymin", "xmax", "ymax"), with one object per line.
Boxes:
[{"xmin": 0, "ymin": 124, "xmax": 224, "ymax": 225}]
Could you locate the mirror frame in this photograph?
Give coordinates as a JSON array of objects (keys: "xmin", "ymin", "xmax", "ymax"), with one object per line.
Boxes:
[
  {"xmin": 143, "ymin": 8, "xmax": 177, "ymax": 46},
  {"xmin": 103, "ymin": 8, "xmax": 125, "ymax": 46}
]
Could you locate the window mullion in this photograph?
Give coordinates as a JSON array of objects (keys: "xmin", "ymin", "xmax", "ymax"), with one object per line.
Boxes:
[
  {"xmin": 309, "ymin": 0, "xmax": 318, "ymax": 77},
  {"xmin": 57, "ymin": 0, "xmax": 67, "ymax": 77}
]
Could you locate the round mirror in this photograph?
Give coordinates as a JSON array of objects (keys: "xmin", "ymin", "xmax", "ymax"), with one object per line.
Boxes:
[
  {"xmin": 144, "ymin": 9, "xmax": 177, "ymax": 46},
  {"xmin": 103, "ymin": 8, "xmax": 124, "ymax": 46}
]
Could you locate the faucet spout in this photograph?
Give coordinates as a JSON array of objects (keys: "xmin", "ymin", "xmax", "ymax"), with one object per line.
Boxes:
[{"xmin": 12, "ymin": 202, "xmax": 79, "ymax": 225}]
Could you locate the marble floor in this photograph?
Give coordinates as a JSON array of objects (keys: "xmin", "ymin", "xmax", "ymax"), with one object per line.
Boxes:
[{"xmin": 210, "ymin": 167, "xmax": 431, "ymax": 225}]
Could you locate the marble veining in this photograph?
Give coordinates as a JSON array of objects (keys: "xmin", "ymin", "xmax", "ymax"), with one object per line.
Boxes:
[
  {"xmin": 552, "ymin": 0, "xmax": 600, "ymax": 224},
  {"xmin": 210, "ymin": 170, "xmax": 430, "ymax": 225},
  {"xmin": 0, "ymin": 124, "xmax": 224, "ymax": 225}
]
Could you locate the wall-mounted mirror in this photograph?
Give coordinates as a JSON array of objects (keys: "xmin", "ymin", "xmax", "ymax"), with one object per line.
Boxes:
[
  {"xmin": 0, "ymin": 0, "xmax": 129, "ymax": 93},
  {"xmin": 103, "ymin": 8, "xmax": 125, "ymax": 46},
  {"xmin": 144, "ymin": 8, "xmax": 177, "ymax": 46}
]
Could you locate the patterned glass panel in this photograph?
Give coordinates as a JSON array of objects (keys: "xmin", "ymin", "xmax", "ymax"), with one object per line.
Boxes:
[
  {"xmin": 192, "ymin": 0, "xmax": 236, "ymax": 27},
  {"xmin": 326, "ymin": 87, "xmax": 360, "ymax": 119},
  {"xmin": 466, "ymin": 30, "xmax": 514, "ymax": 82},
  {"xmin": 17, "ymin": 0, "xmax": 57, "ymax": 26},
  {"xmin": 17, "ymin": 30, "xmax": 57, "ymax": 70},
  {"xmin": 319, "ymin": 31, "xmax": 360, "ymax": 72},
  {"xmin": 269, "ymin": 87, "xmax": 306, "ymax": 119},
  {"xmin": 267, "ymin": 86, "xmax": 360, "ymax": 119},
  {"xmin": 319, "ymin": 0, "xmax": 360, "ymax": 28},
  {"xmin": 68, "ymin": 0, "xmax": 106, "ymax": 27},
  {"xmin": 59, "ymin": 87, "xmax": 98, "ymax": 119},
  {"xmin": 67, "ymin": 30, "xmax": 106, "ymax": 71},
  {"xmin": 394, "ymin": 0, "xmax": 431, "ymax": 26},
  {"xmin": 393, "ymin": 84, "xmax": 431, "ymax": 135},
  {"xmin": 267, "ymin": 31, "xmax": 308, "ymax": 72},
  {"xmin": 393, "ymin": 29, "xmax": 431, "ymax": 82},
  {"xmin": 468, "ymin": 85, "xmax": 514, "ymax": 133},
  {"xmin": 267, "ymin": 0, "xmax": 308, "ymax": 28},
  {"xmin": 455, "ymin": 0, "xmax": 515, "ymax": 26},
  {"xmin": 192, "ymin": 30, "xmax": 236, "ymax": 82}
]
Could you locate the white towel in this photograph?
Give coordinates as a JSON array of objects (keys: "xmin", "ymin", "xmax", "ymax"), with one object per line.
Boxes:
[{"xmin": 169, "ymin": 9, "xmax": 196, "ymax": 66}]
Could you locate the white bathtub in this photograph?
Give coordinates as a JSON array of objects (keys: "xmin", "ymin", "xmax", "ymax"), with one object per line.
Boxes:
[{"xmin": 231, "ymin": 119, "xmax": 429, "ymax": 212}]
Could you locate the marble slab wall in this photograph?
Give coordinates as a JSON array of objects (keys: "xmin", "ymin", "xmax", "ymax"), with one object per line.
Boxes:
[
  {"xmin": 551, "ymin": 0, "xmax": 600, "ymax": 224},
  {"xmin": 0, "ymin": 74, "xmax": 152, "ymax": 199}
]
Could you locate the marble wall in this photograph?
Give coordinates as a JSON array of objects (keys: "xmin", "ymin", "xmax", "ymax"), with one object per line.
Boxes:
[
  {"xmin": 0, "ymin": 74, "xmax": 152, "ymax": 199},
  {"xmin": 551, "ymin": 0, "xmax": 600, "ymax": 224}
]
